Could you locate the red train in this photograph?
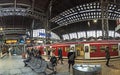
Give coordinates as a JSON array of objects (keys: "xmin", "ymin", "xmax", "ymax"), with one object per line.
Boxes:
[{"xmin": 30, "ymin": 40, "xmax": 120, "ymax": 59}]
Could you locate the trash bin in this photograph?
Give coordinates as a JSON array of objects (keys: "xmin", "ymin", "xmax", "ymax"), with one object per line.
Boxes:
[{"xmin": 73, "ymin": 64, "xmax": 101, "ymax": 75}]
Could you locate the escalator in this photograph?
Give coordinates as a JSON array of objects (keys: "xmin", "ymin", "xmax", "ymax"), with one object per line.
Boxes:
[{"xmin": 9, "ymin": 44, "xmax": 25, "ymax": 55}]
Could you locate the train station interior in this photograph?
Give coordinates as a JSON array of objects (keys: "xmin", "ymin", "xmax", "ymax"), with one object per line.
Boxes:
[{"xmin": 0, "ymin": 0, "xmax": 120, "ymax": 75}]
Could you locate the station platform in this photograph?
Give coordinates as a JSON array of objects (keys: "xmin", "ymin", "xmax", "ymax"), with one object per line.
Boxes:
[{"xmin": 0, "ymin": 55, "xmax": 120, "ymax": 75}]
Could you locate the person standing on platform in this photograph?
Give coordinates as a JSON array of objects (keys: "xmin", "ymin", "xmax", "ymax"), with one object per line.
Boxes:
[
  {"xmin": 67, "ymin": 47, "xmax": 76, "ymax": 72},
  {"xmin": 50, "ymin": 52, "xmax": 57, "ymax": 73},
  {"xmin": 48, "ymin": 48, "xmax": 51, "ymax": 59},
  {"xmin": 105, "ymin": 47, "xmax": 110, "ymax": 67},
  {"xmin": 57, "ymin": 48, "xmax": 63, "ymax": 64}
]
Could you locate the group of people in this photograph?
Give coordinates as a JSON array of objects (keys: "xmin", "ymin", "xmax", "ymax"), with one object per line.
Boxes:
[
  {"xmin": 49, "ymin": 46, "xmax": 111, "ymax": 72},
  {"xmin": 48, "ymin": 47, "xmax": 76, "ymax": 72},
  {"xmin": 24, "ymin": 46, "xmax": 111, "ymax": 73},
  {"xmin": 24, "ymin": 47, "xmax": 42, "ymax": 67}
]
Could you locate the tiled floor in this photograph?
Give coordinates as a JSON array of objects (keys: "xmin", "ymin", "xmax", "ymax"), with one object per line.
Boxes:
[
  {"xmin": 0, "ymin": 55, "xmax": 120, "ymax": 75},
  {"xmin": 0, "ymin": 55, "xmax": 71, "ymax": 75}
]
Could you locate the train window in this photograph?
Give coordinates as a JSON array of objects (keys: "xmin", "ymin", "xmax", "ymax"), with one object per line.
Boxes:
[
  {"xmin": 52, "ymin": 48, "xmax": 56, "ymax": 52},
  {"xmin": 85, "ymin": 46, "xmax": 89, "ymax": 52},
  {"xmin": 111, "ymin": 45, "xmax": 118, "ymax": 51},
  {"xmin": 100, "ymin": 45, "xmax": 106, "ymax": 52},
  {"xmin": 65, "ymin": 47, "xmax": 70, "ymax": 52},
  {"xmin": 90, "ymin": 46, "xmax": 97, "ymax": 52}
]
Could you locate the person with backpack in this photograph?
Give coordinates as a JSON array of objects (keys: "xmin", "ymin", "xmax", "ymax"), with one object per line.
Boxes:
[
  {"xmin": 105, "ymin": 47, "xmax": 110, "ymax": 67},
  {"xmin": 67, "ymin": 47, "xmax": 76, "ymax": 72},
  {"xmin": 57, "ymin": 48, "xmax": 63, "ymax": 64},
  {"xmin": 50, "ymin": 53, "xmax": 57, "ymax": 73}
]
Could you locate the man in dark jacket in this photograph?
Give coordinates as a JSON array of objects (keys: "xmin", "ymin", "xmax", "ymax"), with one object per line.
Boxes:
[
  {"xmin": 105, "ymin": 47, "xmax": 110, "ymax": 67},
  {"xmin": 67, "ymin": 47, "xmax": 75, "ymax": 72},
  {"xmin": 57, "ymin": 48, "xmax": 63, "ymax": 64}
]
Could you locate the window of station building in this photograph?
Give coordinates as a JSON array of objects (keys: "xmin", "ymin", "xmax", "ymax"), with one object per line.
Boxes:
[
  {"xmin": 100, "ymin": 45, "xmax": 107, "ymax": 52},
  {"xmin": 111, "ymin": 45, "xmax": 118, "ymax": 51},
  {"xmin": 87, "ymin": 31, "xmax": 96, "ymax": 38},
  {"xmin": 69, "ymin": 32, "xmax": 77, "ymax": 39},
  {"xmin": 62, "ymin": 34, "xmax": 70, "ymax": 40},
  {"xmin": 90, "ymin": 45, "xmax": 97, "ymax": 53},
  {"xmin": 77, "ymin": 31, "xmax": 86, "ymax": 38},
  {"xmin": 97, "ymin": 30, "xmax": 102, "ymax": 37},
  {"xmin": 65, "ymin": 46, "xmax": 70, "ymax": 52},
  {"xmin": 109, "ymin": 31, "xmax": 114, "ymax": 37},
  {"xmin": 115, "ymin": 32, "xmax": 120, "ymax": 37}
]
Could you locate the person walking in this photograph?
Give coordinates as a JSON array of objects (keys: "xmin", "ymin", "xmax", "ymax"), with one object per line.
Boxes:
[
  {"xmin": 57, "ymin": 48, "xmax": 63, "ymax": 64},
  {"xmin": 48, "ymin": 48, "xmax": 51, "ymax": 59},
  {"xmin": 105, "ymin": 47, "xmax": 110, "ymax": 67},
  {"xmin": 67, "ymin": 47, "xmax": 76, "ymax": 72},
  {"xmin": 50, "ymin": 53, "xmax": 57, "ymax": 74}
]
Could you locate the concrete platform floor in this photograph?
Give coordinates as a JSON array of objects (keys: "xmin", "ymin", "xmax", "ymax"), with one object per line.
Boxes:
[{"xmin": 0, "ymin": 55, "xmax": 120, "ymax": 75}]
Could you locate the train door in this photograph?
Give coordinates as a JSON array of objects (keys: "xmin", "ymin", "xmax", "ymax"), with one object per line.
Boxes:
[
  {"xmin": 70, "ymin": 44, "xmax": 76, "ymax": 55},
  {"xmin": 118, "ymin": 43, "xmax": 120, "ymax": 56},
  {"xmin": 75, "ymin": 44, "xmax": 84, "ymax": 58},
  {"xmin": 70, "ymin": 44, "xmax": 75, "ymax": 49},
  {"xmin": 84, "ymin": 44, "xmax": 90, "ymax": 59}
]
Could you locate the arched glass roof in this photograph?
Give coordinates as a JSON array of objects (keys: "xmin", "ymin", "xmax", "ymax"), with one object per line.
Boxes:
[
  {"xmin": 62, "ymin": 30, "xmax": 120, "ymax": 40},
  {"xmin": 51, "ymin": 2, "xmax": 119, "ymax": 26}
]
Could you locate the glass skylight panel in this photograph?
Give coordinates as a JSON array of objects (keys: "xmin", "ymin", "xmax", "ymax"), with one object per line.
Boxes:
[
  {"xmin": 92, "ymin": 16, "xmax": 94, "ymax": 18},
  {"xmin": 75, "ymin": 15, "xmax": 78, "ymax": 18},
  {"xmin": 83, "ymin": 4, "xmax": 85, "ymax": 7},
  {"xmin": 81, "ymin": 14, "xmax": 83, "ymax": 17},
  {"xmin": 88, "ymin": 12, "xmax": 90, "ymax": 15},
  {"xmin": 97, "ymin": 30, "xmax": 102, "ymax": 37},
  {"xmin": 109, "ymin": 31, "xmax": 114, "ymax": 37},
  {"xmin": 81, "ymin": 7, "xmax": 83, "ymax": 10},
  {"xmin": 109, "ymin": 6, "xmax": 112, "ymax": 10},
  {"xmin": 91, "ymin": 12, "xmax": 93, "ymax": 15},
  {"xmin": 97, "ymin": 5, "xmax": 99, "ymax": 9},
  {"xmin": 76, "ymin": 6, "xmax": 79, "ymax": 9},
  {"xmin": 90, "ymin": 6, "xmax": 93, "ymax": 9},
  {"xmin": 81, "ymin": 32, "xmax": 86, "ymax": 38},
  {"xmin": 87, "ymin": 31, "xmax": 95, "ymax": 37},
  {"xmin": 82, "ymin": 17, "xmax": 84, "ymax": 19},
  {"xmin": 17, "ymin": 13, "xmax": 21, "ymax": 15},
  {"xmin": 83, "ymin": 6, "xmax": 86, "ymax": 10},
  {"xmin": 97, "ymin": 2, "xmax": 99, "ymax": 6},
  {"xmin": 77, "ymin": 32, "xmax": 81, "ymax": 38},
  {"xmin": 114, "ymin": 5, "xmax": 116, "ymax": 8},
  {"xmin": 111, "ymin": 4, "xmax": 113, "ymax": 7},
  {"xmin": 94, "ymin": 3, "xmax": 96, "ymax": 6},
  {"xmin": 62, "ymin": 34, "xmax": 69, "ymax": 40},
  {"xmin": 90, "ymin": 3, "xmax": 93, "ymax": 6},
  {"xmin": 69, "ymin": 33, "xmax": 77, "ymax": 39},
  {"xmin": 83, "ymin": 13, "xmax": 85, "ymax": 16},
  {"xmin": 70, "ymin": 9, "xmax": 74, "ymax": 13},
  {"xmin": 94, "ymin": 6, "xmax": 96, "ymax": 9},
  {"xmin": 115, "ymin": 32, "xmax": 120, "ymax": 37},
  {"xmin": 87, "ymin": 4, "xmax": 89, "ymax": 7},
  {"xmin": 80, "ymin": 5, "xmax": 82, "ymax": 8}
]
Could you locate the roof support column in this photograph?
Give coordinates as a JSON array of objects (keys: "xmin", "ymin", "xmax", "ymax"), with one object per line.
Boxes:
[
  {"xmin": 14, "ymin": 0, "xmax": 17, "ymax": 9},
  {"xmin": 32, "ymin": 0, "xmax": 35, "ymax": 37},
  {"xmin": 101, "ymin": 0, "xmax": 109, "ymax": 40},
  {"xmin": 45, "ymin": 0, "xmax": 54, "ymax": 44}
]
